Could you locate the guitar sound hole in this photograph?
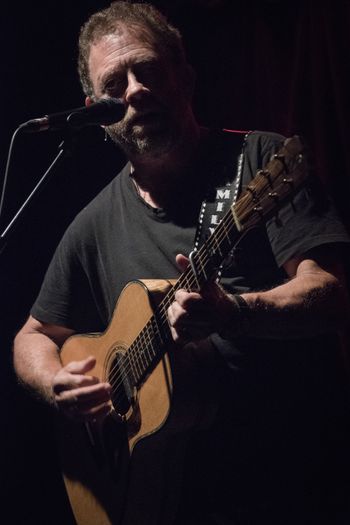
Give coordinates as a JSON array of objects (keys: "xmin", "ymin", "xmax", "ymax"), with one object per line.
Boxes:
[{"xmin": 108, "ymin": 352, "xmax": 134, "ymax": 416}]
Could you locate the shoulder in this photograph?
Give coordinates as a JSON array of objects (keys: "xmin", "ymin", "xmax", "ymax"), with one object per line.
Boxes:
[
  {"xmin": 245, "ymin": 130, "xmax": 286, "ymax": 158},
  {"xmin": 68, "ymin": 163, "xmax": 129, "ymax": 236},
  {"xmin": 57, "ymin": 163, "xmax": 129, "ymax": 255},
  {"xmin": 242, "ymin": 130, "xmax": 286, "ymax": 183}
]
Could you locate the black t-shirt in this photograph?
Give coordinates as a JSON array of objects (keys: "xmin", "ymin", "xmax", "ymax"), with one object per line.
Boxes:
[
  {"xmin": 31, "ymin": 129, "xmax": 350, "ymax": 518},
  {"xmin": 31, "ymin": 129, "xmax": 349, "ymax": 334},
  {"xmin": 31, "ymin": 128, "xmax": 350, "ymax": 379}
]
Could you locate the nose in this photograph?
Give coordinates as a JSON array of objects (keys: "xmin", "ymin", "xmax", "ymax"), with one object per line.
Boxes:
[{"xmin": 124, "ymin": 71, "xmax": 149, "ymax": 104}]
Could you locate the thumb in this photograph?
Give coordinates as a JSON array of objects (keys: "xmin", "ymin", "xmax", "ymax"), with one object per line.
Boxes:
[{"xmin": 175, "ymin": 253, "xmax": 190, "ymax": 272}]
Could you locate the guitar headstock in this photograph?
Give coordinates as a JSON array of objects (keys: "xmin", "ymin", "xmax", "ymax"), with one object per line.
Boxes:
[{"xmin": 232, "ymin": 135, "xmax": 307, "ymax": 231}]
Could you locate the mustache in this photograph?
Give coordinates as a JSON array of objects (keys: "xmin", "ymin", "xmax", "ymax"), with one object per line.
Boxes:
[{"xmin": 123, "ymin": 100, "xmax": 169, "ymax": 126}]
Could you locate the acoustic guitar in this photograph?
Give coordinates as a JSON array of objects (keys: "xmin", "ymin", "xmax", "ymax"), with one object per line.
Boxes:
[{"xmin": 57, "ymin": 136, "xmax": 307, "ymax": 524}]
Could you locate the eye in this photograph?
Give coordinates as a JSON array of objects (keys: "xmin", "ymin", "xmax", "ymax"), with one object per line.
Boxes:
[
  {"xmin": 134, "ymin": 61, "xmax": 163, "ymax": 85},
  {"xmin": 103, "ymin": 76, "xmax": 126, "ymax": 98}
]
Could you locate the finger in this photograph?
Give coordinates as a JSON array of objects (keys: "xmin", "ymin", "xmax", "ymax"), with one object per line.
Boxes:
[
  {"xmin": 167, "ymin": 300, "xmax": 188, "ymax": 326},
  {"xmin": 64, "ymin": 355, "xmax": 96, "ymax": 374},
  {"xmin": 55, "ymin": 383, "xmax": 111, "ymax": 420},
  {"xmin": 172, "ymin": 320, "xmax": 212, "ymax": 342},
  {"xmin": 76, "ymin": 384, "xmax": 111, "ymax": 408},
  {"xmin": 200, "ymin": 280, "xmax": 226, "ymax": 301},
  {"xmin": 175, "ymin": 253, "xmax": 190, "ymax": 272},
  {"xmin": 53, "ymin": 368, "xmax": 100, "ymax": 394},
  {"xmin": 168, "ymin": 300, "xmax": 213, "ymax": 335},
  {"xmin": 170, "ymin": 324, "xmax": 188, "ymax": 344},
  {"xmin": 56, "ymin": 382, "xmax": 111, "ymax": 405},
  {"xmin": 170, "ymin": 325, "xmax": 205, "ymax": 344},
  {"xmin": 174, "ymin": 289, "xmax": 203, "ymax": 308}
]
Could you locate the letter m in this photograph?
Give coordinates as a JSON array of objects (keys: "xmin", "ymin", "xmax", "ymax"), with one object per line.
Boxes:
[{"xmin": 216, "ymin": 189, "xmax": 231, "ymax": 200}]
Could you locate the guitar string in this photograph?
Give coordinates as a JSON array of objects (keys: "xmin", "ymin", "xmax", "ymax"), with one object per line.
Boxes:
[
  {"xmin": 107, "ymin": 190, "xmax": 281, "ymax": 404},
  {"xmin": 106, "ymin": 175, "xmax": 296, "ymax": 406},
  {"xmin": 106, "ymin": 213, "xmax": 237, "ymax": 405},
  {"xmin": 107, "ymin": 168, "xmax": 302, "ymax": 404},
  {"xmin": 108, "ymin": 152, "xmax": 305, "ymax": 400},
  {"xmin": 106, "ymin": 173, "xmax": 298, "ymax": 405}
]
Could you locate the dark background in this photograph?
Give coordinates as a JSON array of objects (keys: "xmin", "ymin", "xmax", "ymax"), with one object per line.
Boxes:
[{"xmin": 1, "ymin": 1, "xmax": 350, "ymax": 523}]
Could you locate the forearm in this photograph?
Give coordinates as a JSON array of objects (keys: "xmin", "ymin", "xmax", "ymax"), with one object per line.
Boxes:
[
  {"xmin": 13, "ymin": 332, "xmax": 62, "ymax": 404},
  {"xmin": 13, "ymin": 317, "xmax": 112, "ymax": 421},
  {"xmin": 237, "ymin": 268, "xmax": 349, "ymax": 339},
  {"xmin": 13, "ymin": 317, "xmax": 74, "ymax": 405}
]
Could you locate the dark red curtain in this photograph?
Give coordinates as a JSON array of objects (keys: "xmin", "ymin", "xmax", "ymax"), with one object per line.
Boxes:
[
  {"xmin": 155, "ymin": 0, "xmax": 350, "ymax": 228},
  {"xmin": 2, "ymin": 1, "xmax": 349, "ymax": 228}
]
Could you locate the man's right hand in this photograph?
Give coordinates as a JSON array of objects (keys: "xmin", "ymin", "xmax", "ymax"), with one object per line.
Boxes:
[{"xmin": 52, "ymin": 356, "xmax": 112, "ymax": 421}]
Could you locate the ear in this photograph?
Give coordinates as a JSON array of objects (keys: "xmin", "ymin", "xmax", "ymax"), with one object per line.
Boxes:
[
  {"xmin": 85, "ymin": 96, "xmax": 94, "ymax": 107},
  {"xmin": 86, "ymin": 95, "xmax": 107, "ymax": 130}
]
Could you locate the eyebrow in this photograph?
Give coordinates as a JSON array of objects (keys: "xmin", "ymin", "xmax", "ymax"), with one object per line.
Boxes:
[
  {"xmin": 99, "ymin": 56, "xmax": 161, "ymax": 89},
  {"xmin": 100, "ymin": 68, "xmax": 121, "ymax": 87}
]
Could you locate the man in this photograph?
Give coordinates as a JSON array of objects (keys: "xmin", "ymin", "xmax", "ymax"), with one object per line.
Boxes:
[{"xmin": 13, "ymin": 1, "xmax": 350, "ymax": 524}]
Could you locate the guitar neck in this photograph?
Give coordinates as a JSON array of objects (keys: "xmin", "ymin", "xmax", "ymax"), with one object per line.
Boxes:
[
  {"xmin": 128, "ymin": 135, "xmax": 306, "ymax": 387},
  {"xmin": 125, "ymin": 222, "xmax": 241, "ymax": 390},
  {"xmin": 165, "ymin": 213, "xmax": 241, "ymax": 305}
]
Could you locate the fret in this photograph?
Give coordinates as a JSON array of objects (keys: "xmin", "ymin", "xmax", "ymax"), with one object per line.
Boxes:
[
  {"xmin": 126, "ymin": 350, "xmax": 137, "ymax": 386},
  {"xmin": 151, "ymin": 317, "xmax": 163, "ymax": 350},
  {"xmin": 199, "ymin": 261, "xmax": 208, "ymax": 282},
  {"xmin": 132, "ymin": 338, "xmax": 143, "ymax": 380},
  {"xmin": 189, "ymin": 250, "xmax": 201, "ymax": 289},
  {"xmin": 128, "ymin": 318, "xmax": 169, "ymax": 387},
  {"xmin": 142, "ymin": 326, "xmax": 153, "ymax": 372},
  {"xmin": 143, "ymin": 324, "xmax": 154, "ymax": 364},
  {"xmin": 183, "ymin": 272, "xmax": 193, "ymax": 290},
  {"xmin": 197, "ymin": 250, "xmax": 208, "ymax": 282},
  {"xmin": 211, "ymin": 230, "xmax": 223, "ymax": 257}
]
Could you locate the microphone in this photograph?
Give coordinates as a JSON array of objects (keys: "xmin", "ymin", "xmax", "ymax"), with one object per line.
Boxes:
[{"xmin": 19, "ymin": 98, "xmax": 125, "ymax": 133}]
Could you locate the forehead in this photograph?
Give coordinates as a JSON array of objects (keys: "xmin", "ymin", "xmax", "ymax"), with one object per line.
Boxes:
[{"xmin": 88, "ymin": 24, "xmax": 161, "ymax": 80}]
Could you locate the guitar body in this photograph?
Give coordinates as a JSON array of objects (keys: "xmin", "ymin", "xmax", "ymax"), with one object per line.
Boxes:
[{"xmin": 57, "ymin": 279, "xmax": 222, "ymax": 525}]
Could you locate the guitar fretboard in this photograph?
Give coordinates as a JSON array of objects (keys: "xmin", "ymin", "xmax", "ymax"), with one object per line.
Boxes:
[{"xmin": 121, "ymin": 136, "xmax": 306, "ymax": 388}]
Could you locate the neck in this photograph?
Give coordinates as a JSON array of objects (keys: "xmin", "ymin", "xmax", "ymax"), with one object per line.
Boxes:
[{"xmin": 129, "ymin": 119, "xmax": 204, "ymax": 208}]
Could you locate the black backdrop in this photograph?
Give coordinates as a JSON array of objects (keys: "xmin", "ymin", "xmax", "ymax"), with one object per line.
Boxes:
[{"xmin": 1, "ymin": 1, "xmax": 350, "ymax": 523}]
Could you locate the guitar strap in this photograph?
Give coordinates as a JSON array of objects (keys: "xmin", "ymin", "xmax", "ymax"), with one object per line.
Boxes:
[{"xmin": 193, "ymin": 130, "xmax": 252, "ymax": 260}]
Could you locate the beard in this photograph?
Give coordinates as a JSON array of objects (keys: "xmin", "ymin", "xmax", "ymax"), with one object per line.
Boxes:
[{"xmin": 105, "ymin": 107, "xmax": 182, "ymax": 158}]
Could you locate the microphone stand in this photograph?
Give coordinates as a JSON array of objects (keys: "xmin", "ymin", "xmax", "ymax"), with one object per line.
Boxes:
[{"xmin": 0, "ymin": 136, "xmax": 73, "ymax": 256}]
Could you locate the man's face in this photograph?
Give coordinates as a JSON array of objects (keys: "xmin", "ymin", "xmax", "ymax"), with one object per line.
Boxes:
[{"xmin": 88, "ymin": 24, "xmax": 193, "ymax": 157}]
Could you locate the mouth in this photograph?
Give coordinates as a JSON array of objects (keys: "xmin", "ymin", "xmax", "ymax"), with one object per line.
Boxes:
[{"xmin": 131, "ymin": 110, "xmax": 164, "ymax": 127}]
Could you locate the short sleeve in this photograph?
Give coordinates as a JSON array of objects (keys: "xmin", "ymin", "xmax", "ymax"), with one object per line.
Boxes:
[
  {"xmin": 243, "ymin": 131, "xmax": 350, "ymax": 268},
  {"xmin": 30, "ymin": 223, "xmax": 105, "ymax": 333}
]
